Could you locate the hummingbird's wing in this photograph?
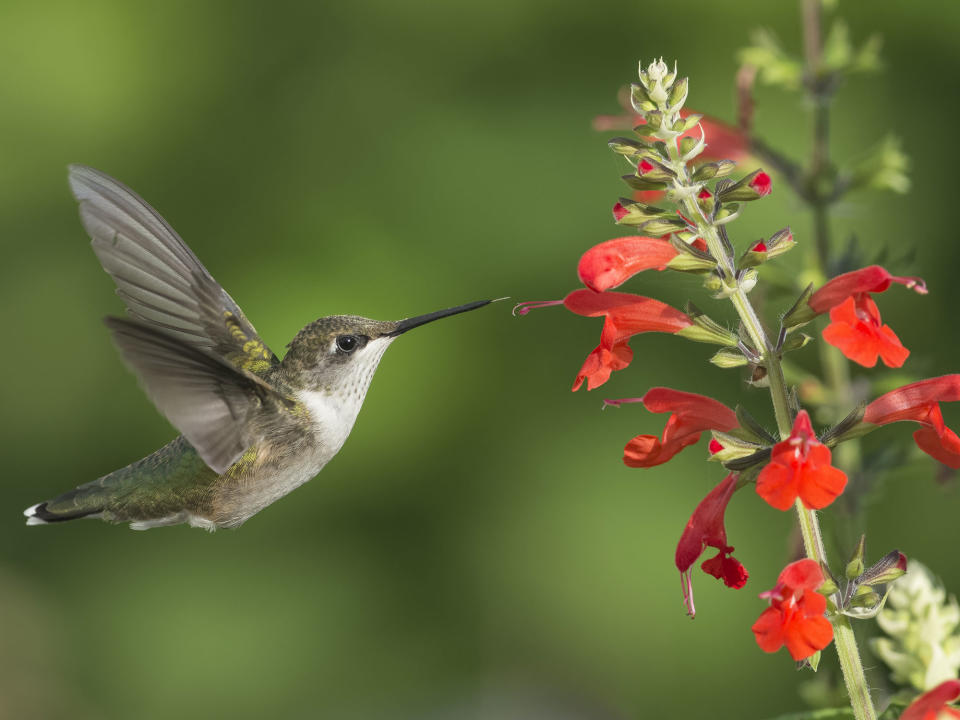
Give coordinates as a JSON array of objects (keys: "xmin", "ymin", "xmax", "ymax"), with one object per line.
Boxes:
[
  {"xmin": 68, "ymin": 165, "xmax": 278, "ymax": 375},
  {"xmin": 104, "ymin": 316, "xmax": 296, "ymax": 474}
]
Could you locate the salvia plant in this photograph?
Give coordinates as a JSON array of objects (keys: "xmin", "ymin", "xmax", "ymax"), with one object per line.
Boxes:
[{"xmin": 516, "ymin": 3, "xmax": 959, "ymax": 719}]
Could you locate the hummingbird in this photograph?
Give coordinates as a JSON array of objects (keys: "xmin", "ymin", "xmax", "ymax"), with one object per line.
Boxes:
[{"xmin": 24, "ymin": 165, "xmax": 492, "ymax": 531}]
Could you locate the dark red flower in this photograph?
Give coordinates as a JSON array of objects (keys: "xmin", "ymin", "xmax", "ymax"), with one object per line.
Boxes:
[
  {"xmin": 608, "ymin": 387, "xmax": 737, "ymax": 468},
  {"xmin": 751, "ymin": 559, "xmax": 833, "ymax": 661},
  {"xmin": 864, "ymin": 375, "xmax": 960, "ymax": 468},
  {"xmin": 901, "ymin": 680, "xmax": 960, "ymax": 720},
  {"xmin": 755, "ymin": 410, "xmax": 847, "ymax": 511},
  {"xmin": 577, "ymin": 236, "xmax": 680, "ymax": 292},
  {"xmin": 675, "ymin": 473, "xmax": 748, "ymax": 618},
  {"xmin": 752, "ymin": 240, "xmax": 768, "ymax": 252},
  {"xmin": 807, "ymin": 265, "xmax": 927, "ymax": 368},
  {"xmin": 638, "ymin": 158, "xmax": 656, "ymax": 175}
]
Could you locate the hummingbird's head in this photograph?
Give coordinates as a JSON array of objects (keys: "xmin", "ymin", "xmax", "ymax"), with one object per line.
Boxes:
[{"xmin": 280, "ymin": 300, "xmax": 491, "ymax": 397}]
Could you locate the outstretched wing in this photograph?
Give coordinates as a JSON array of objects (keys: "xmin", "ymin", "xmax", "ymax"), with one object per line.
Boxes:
[
  {"xmin": 68, "ymin": 165, "xmax": 278, "ymax": 375},
  {"xmin": 104, "ymin": 317, "xmax": 295, "ymax": 473}
]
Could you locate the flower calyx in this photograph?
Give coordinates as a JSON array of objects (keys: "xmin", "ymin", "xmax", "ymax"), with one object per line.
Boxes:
[{"xmin": 834, "ymin": 541, "xmax": 908, "ymax": 620}]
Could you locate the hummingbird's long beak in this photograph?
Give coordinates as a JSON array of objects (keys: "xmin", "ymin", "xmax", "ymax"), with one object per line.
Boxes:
[{"xmin": 385, "ymin": 299, "xmax": 493, "ymax": 337}]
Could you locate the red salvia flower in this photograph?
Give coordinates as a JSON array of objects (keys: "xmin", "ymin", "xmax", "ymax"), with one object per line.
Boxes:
[
  {"xmin": 577, "ymin": 236, "xmax": 680, "ymax": 292},
  {"xmin": 514, "ymin": 291, "xmax": 693, "ymax": 391},
  {"xmin": 755, "ymin": 410, "xmax": 848, "ymax": 511},
  {"xmin": 606, "ymin": 387, "xmax": 737, "ymax": 468},
  {"xmin": 901, "ymin": 680, "xmax": 960, "ymax": 720},
  {"xmin": 675, "ymin": 473, "xmax": 748, "ymax": 618},
  {"xmin": 807, "ymin": 265, "xmax": 927, "ymax": 368},
  {"xmin": 751, "ymin": 559, "xmax": 833, "ymax": 661},
  {"xmin": 864, "ymin": 375, "xmax": 960, "ymax": 468},
  {"xmin": 821, "ymin": 294, "xmax": 910, "ymax": 368}
]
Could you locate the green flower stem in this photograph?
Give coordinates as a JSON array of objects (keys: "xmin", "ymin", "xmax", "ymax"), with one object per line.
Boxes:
[{"xmin": 832, "ymin": 617, "xmax": 877, "ymax": 720}]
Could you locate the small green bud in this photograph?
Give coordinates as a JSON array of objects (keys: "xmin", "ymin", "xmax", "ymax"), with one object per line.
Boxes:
[
  {"xmin": 818, "ymin": 576, "xmax": 840, "ymax": 597},
  {"xmin": 806, "ymin": 650, "xmax": 822, "ymax": 673},
  {"xmin": 675, "ymin": 112, "xmax": 703, "ymax": 133},
  {"xmin": 630, "ymin": 83, "xmax": 655, "ymax": 115},
  {"xmin": 846, "ymin": 535, "xmax": 867, "ymax": 581},
  {"xmin": 607, "ymin": 136, "xmax": 648, "ymax": 158},
  {"xmin": 678, "ymin": 135, "xmax": 698, "ymax": 158},
  {"xmin": 710, "ymin": 348, "xmax": 749, "ymax": 369},
  {"xmin": 739, "ymin": 268, "xmax": 758, "ymax": 293},
  {"xmin": 612, "ymin": 198, "xmax": 668, "ymax": 226},
  {"xmin": 667, "ymin": 76, "xmax": 688, "ymax": 112},
  {"xmin": 638, "ymin": 217, "xmax": 687, "ymax": 236}
]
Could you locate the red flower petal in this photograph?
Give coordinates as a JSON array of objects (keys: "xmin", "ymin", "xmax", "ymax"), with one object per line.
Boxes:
[
  {"xmin": 638, "ymin": 159, "xmax": 655, "ymax": 175},
  {"xmin": 572, "ymin": 341, "xmax": 632, "ymax": 392},
  {"xmin": 864, "ymin": 376, "xmax": 960, "ymax": 468},
  {"xmin": 864, "ymin": 376, "xmax": 960, "ymax": 425},
  {"xmin": 755, "ymin": 411, "xmax": 847, "ymax": 511},
  {"xmin": 612, "ymin": 202, "xmax": 630, "ymax": 222},
  {"xmin": 901, "ymin": 680, "xmax": 960, "ymax": 720},
  {"xmin": 623, "ymin": 388, "xmax": 738, "ymax": 468},
  {"xmin": 701, "ymin": 551, "xmax": 748, "ymax": 589},
  {"xmin": 675, "ymin": 473, "xmax": 747, "ymax": 617},
  {"xmin": 577, "ymin": 236, "xmax": 679, "ymax": 292},
  {"xmin": 808, "ymin": 265, "xmax": 928, "ymax": 314},
  {"xmin": 821, "ymin": 295, "xmax": 909, "ymax": 368},
  {"xmin": 752, "ymin": 559, "xmax": 833, "ymax": 661}
]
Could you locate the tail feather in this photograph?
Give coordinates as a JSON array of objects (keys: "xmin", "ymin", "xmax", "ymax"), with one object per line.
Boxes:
[{"xmin": 24, "ymin": 500, "xmax": 103, "ymax": 526}]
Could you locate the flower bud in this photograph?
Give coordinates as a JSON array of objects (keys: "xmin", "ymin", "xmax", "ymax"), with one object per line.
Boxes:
[
  {"xmin": 630, "ymin": 83, "xmax": 656, "ymax": 115},
  {"xmin": 708, "ymin": 430, "xmax": 763, "ymax": 462},
  {"xmin": 667, "ymin": 76, "xmax": 688, "ymax": 111},
  {"xmin": 717, "ymin": 169, "xmax": 772, "ymax": 202},
  {"xmin": 859, "ymin": 550, "xmax": 908, "ymax": 587},
  {"xmin": 611, "ymin": 199, "xmax": 667, "ymax": 226},
  {"xmin": 710, "ymin": 348, "xmax": 749, "ymax": 369},
  {"xmin": 846, "ymin": 535, "xmax": 867, "ymax": 581}
]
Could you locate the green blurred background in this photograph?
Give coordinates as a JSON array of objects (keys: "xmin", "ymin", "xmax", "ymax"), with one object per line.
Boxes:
[{"xmin": 2, "ymin": 1, "xmax": 959, "ymax": 718}]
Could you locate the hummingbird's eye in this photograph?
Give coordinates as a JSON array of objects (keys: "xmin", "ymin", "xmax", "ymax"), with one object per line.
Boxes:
[{"xmin": 335, "ymin": 335, "xmax": 359, "ymax": 353}]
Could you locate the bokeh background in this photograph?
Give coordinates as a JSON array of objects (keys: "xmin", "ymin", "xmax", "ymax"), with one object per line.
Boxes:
[{"xmin": 2, "ymin": 1, "xmax": 959, "ymax": 718}]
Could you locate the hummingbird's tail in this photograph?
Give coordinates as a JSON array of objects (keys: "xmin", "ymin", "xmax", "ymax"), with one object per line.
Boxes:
[{"xmin": 24, "ymin": 500, "xmax": 102, "ymax": 525}]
